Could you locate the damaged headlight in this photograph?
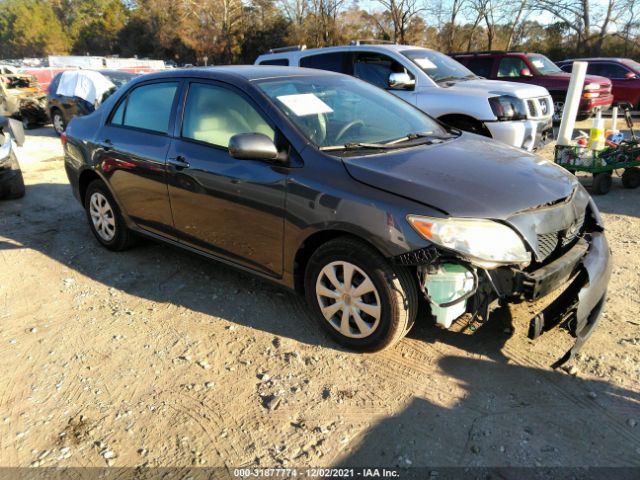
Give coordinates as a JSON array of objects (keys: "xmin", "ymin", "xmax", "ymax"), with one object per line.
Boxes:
[{"xmin": 407, "ymin": 215, "xmax": 531, "ymax": 268}]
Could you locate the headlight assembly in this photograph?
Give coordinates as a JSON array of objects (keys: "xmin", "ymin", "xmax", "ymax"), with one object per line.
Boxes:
[
  {"xmin": 488, "ymin": 95, "xmax": 527, "ymax": 121},
  {"xmin": 407, "ymin": 215, "xmax": 531, "ymax": 268}
]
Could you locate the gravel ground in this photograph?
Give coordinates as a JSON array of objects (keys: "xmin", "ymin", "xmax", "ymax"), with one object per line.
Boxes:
[{"xmin": 0, "ymin": 126, "xmax": 639, "ymax": 470}]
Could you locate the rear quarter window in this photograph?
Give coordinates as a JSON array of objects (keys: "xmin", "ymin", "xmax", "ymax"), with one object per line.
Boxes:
[
  {"xmin": 259, "ymin": 58, "xmax": 289, "ymax": 66},
  {"xmin": 300, "ymin": 53, "xmax": 350, "ymax": 74}
]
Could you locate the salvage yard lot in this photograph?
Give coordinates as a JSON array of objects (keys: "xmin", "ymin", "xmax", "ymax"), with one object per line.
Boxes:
[{"xmin": 0, "ymin": 128, "xmax": 639, "ymax": 469}]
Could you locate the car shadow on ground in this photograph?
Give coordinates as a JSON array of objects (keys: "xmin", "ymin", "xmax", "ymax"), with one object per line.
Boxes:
[
  {"xmin": 0, "ymin": 181, "xmax": 529, "ymax": 361},
  {"xmin": 333, "ymin": 355, "xmax": 640, "ymax": 472}
]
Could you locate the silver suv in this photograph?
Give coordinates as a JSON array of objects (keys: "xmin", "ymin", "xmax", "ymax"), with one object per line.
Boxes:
[{"xmin": 255, "ymin": 44, "xmax": 554, "ymax": 151}]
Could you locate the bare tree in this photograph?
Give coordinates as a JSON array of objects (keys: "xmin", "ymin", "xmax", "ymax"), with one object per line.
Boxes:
[{"xmin": 375, "ymin": 0, "xmax": 424, "ymax": 44}]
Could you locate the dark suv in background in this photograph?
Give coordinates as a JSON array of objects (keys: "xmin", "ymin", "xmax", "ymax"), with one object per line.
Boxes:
[
  {"xmin": 453, "ymin": 51, "xmax": 613, "ymax": 121},
  {"xmin": 557, "ymin": 58, "xmax": 640, "ymax": 109}
]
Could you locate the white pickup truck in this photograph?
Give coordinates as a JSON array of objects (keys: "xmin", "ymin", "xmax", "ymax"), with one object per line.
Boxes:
[{"xmin": 255, "ymin": 44, "xmax": 554, "ymax": 151}]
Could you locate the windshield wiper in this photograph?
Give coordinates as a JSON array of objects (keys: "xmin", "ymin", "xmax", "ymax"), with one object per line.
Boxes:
[{"xmin": 319, "ymin": 132, "xmax": 456, "ymax": 152}]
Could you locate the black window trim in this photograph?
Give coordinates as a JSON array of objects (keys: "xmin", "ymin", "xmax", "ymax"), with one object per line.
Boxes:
[
  {"xmin": 175, "ymin": 79, "xmax": 279, "ymax": 153},
  {"xmin": 105, "ymin": 78, "xmax": 183, "ymax": 138},
  {"xmin": 592, "ymin": 61, "xmax": 633, "ymax": 80}
]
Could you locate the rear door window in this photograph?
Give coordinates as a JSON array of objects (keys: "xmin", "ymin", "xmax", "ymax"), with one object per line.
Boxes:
[
  {"xmin": 353, "ymin": 53, "xmax": 412, "ymax": 89},
  {"xmin": 466, "ymin": 57, "xmax": 494, "ymax": 77},
  {"xmin": 300, "ymin": 52, "xmax": 351, "ymax": 74},
  {"xmin": 109, "ymin": 82, "xmax": 178, "ymax": 134}
]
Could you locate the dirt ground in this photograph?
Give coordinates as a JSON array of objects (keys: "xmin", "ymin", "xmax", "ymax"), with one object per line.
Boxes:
[{"xmin": 0, "ymin": 125, "xmax": 639, "ymax": 472}]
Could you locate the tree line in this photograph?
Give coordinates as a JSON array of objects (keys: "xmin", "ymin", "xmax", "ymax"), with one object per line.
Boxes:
[{"xmin": 1, "ymin": 0, "xmax": 638, "ymax": 65}]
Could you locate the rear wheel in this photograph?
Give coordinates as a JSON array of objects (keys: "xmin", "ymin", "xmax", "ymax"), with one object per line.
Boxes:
[
  {"xmin": 84, "ymin": 179, "xmax": 135, "ymax": 251},
  {"xmin": 304, "ymin": 237, "xmax": 418, "ymax": 352},
  {"xmin": 622, "ymin": 167, "xmax": 640, "ymax": 189},
  {"xmin": 592, "ymin": 172, "xmax": 612, "ymax": 195},
  {"xmin": 51, "ymin": 109, "xmax": 65, "ymax": 135}
]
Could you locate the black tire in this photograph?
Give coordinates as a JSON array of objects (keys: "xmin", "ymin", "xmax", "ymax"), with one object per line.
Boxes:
[
  {"xmin": 51, "ymin": 109, "xmax": 66, "ymax": 135},
  {"xmin": 304, "ymin": 237, "xmax": 418, "ymax": 352},
  {"xmin": 84, "ymin": 179, "xmax": 135, "ymax": 251},
  {"xmin": 622, "ymin": 167, "xmax": 640, "ymax": 189},
  {"xmin": 592, "ymin": 172, "xmax": 612, "ymax": 195},
  {"xmin": 3, "ymin": 153, "xmax": 25, "ymax": 199}
]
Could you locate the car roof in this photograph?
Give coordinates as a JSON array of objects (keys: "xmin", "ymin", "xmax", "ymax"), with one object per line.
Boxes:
[
  {"xmin": 558, "ymin": 58, "xmax": 628, "ymax": 63},
  {"xmin": 256, "ymin": 44, "xmax": 436, "ymax": 61},
  {"xmin": 132, "ymin": 65, "xmax": 343, "ymax": 83}
]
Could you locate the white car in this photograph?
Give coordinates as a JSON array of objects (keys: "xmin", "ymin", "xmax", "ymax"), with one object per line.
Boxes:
[{"xmin": 255, "ymin": 44, "xmax": 554, "ymax": 151}]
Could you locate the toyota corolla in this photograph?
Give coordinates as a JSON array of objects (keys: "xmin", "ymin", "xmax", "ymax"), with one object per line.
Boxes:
[{"xmin": 62, "ymin": 67, "xmax": 611, "ymax": 366}]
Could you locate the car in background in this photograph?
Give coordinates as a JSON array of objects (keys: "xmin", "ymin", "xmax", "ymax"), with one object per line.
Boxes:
[
  {"xmin": 47, "ymin": 70, "xmax": 137, "ymax": 134},
  {"xmin": 255, "ymin": 44, "xmax": 554, "ymax": 151},
  {"xmin": 557, "ymin": 58, "xmax": 640, "ymax": 110},
  {"xmin": 453, "ymin": 51, "xmax": 614, "ymax": 121},
  {"xmin": 0, "ymin": 116, "xmax": 25, "ymax": 199},
  {"xmin": 0, "ymin": 72, "xmax": 48, "ymax": 129},
  {"xmin": 62, "ymin": 66, "xmax": 610, "ymax": 366}
]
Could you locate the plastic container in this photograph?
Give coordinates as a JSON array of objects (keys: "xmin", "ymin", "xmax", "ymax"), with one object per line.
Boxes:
[
  {"xmin": 589, "ymin": 111, "xmax": 605, "ymax": 151},
  {"xmin": 424, "ymin": 263, "xmax": 475, "ymax": 329}
]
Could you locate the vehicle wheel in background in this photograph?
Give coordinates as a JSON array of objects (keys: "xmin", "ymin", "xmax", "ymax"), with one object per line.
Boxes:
[
  {"xmin": 304, "ymin": 237, "xmax": 418, "ymax": 352},
  {"xmin": 553, "ymin": 100, "xmax": 564, "ymax": 123},
  {"xmin": 84, "ymin": 179, "xmax": 135, "ymax": 251},
  {"xmin": 441, "ymin": 116, "xmax": 491, "ymax": 137},
  {"xmin": 592, "ymin": 172, "xmax": 612, "ymax": 195},
  {"xmin": 622, "ymin": 167, "xmax": 640, "ymax": 189},
  {"xmin": 51, "ymin": 109, "xmax": 66, "ymax": 135}
]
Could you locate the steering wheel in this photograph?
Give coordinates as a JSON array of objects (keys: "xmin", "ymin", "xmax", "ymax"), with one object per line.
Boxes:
[{"xmin": 335, "ymin": 120, "xmax": 365, "ymax": 143}]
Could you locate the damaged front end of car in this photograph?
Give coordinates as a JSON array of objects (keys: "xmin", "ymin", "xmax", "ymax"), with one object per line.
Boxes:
[
  {"xmin": 0, "ymin": 73, "xmax": 48, "ymax": 129},
  {"xmin": 394, "ymin": 186, "xmax": 612, "ymax": 368}
]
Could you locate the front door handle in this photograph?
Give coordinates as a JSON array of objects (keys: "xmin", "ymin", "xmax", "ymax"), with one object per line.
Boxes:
[{"xmin": 168, "ymin": 155, "xmax": 190, "ymax": 170}]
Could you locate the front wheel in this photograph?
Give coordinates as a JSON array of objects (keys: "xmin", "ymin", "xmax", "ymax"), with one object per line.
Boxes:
[
  {"xmin": 304, "ymin": 237, "xmax": 418, "ymax": 352},
  {"xmin": 84, "ymin": 179, "xmax": 135, "ymax": 251}
]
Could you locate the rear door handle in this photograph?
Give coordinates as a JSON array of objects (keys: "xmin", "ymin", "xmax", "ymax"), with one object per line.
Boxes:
[{"xmin": 168, "ymin": 155, "xmax": 190, "ymax": 170}]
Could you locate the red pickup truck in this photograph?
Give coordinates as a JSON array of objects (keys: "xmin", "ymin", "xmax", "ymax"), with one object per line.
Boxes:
[{"xmin": 452, "ymin": 52, "xmax": 614, "ymax": 121}]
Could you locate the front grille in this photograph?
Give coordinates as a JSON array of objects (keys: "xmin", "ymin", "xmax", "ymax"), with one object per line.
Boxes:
[
  {"xmin": 526, "ymin": 96, "xmax": 552, "ymax": 119},
  {"xmin": 535, "ymin": 213, "xmax": 586, "ymax": 261},
  {"xmin": 537, "ymin": 232, "xmax": 559, "ymax": 259}
]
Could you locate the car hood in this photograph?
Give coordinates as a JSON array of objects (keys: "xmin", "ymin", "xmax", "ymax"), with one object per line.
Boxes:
[
  {"xmin": 341, "ymin": 134, "xmax": 579, "ymax": 219},
  {"xmin": 445, "ymin": 77, "xmax": 550, "ymax": 99},
  {"xmin": 537, "ymin": 72, "xmax": 611, "ymax": 85}
]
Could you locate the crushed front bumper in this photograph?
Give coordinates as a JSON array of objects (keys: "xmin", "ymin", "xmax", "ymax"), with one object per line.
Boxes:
[
  {"xmin": 399, "ymin": 231, "xmax": 612, "ymax": 367},
  {"xmin": 521, "ymin": 232, "xmax": 612, "ymax": 367},
  {"xmin": 485, "ymin": 117, "xmax": 554, "ymax": 152}
]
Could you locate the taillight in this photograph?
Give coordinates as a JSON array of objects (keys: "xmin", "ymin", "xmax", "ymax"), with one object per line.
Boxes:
[{"xmin": 60, "ymin": 132, "xmax": 67, "ymax": 146}]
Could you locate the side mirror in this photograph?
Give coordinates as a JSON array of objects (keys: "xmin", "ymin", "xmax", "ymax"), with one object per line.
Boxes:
[
  {"xmin": 520, "ymin": 68, "xmax": 533, "ymax": 77},
  {"xmin": 388, "ymin": 72, "xmax": 415, "ymax": 90},
  {"xmin": 625, "ymin": 71, "xmax": 638, "ymax": 80},
  {"xmin": 228, "ymin": 133, "xmax": 279, "ymax": 161}
]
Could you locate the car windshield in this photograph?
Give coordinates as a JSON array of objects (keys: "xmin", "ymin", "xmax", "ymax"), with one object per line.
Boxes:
[
  {"xmin": 401, "ymin": 49, "xmax": 476, "ymax": 82},
  {"xmin": 256, "ymin": 75, "xmax": 450, "ymax": 150},
  {"xmin": 527, "ymin": 54, "xmax": 562, "ymax": 75},
  {"xmin": 622, "ymin": 59, "xmax": 640, "ymax": 72}
]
